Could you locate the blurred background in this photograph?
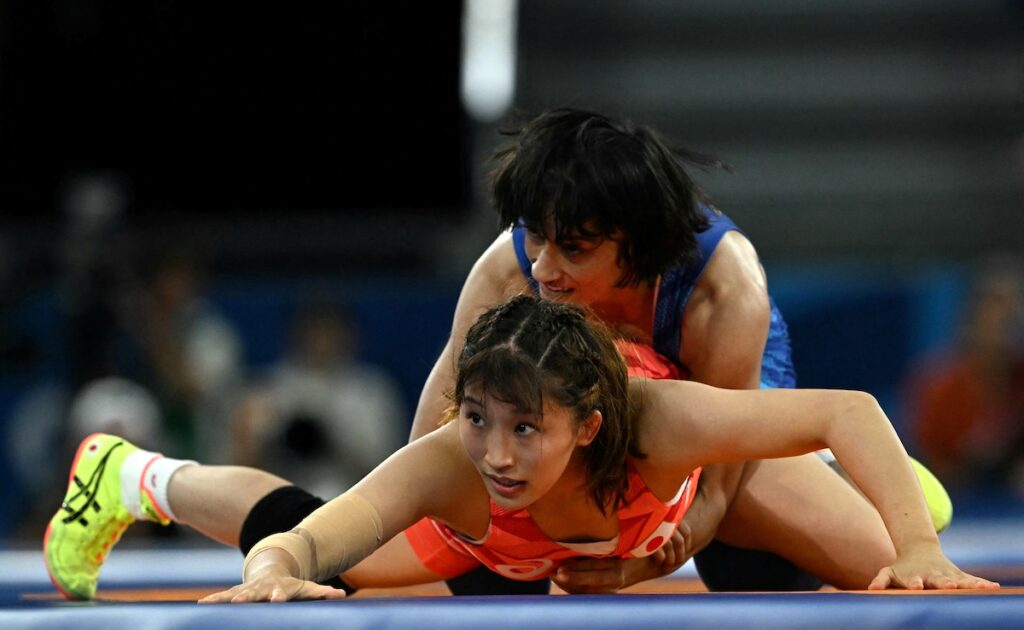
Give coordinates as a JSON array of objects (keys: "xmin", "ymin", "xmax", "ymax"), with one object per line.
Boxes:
[{"xmin": 0, "ymin": 0, "xmax": 1022, "ymax": 544}]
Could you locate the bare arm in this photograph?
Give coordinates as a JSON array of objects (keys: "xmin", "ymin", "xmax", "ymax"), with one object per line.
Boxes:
[
  {"xmin": 410, "ymin": 230, "xmax": 524, "ymax": 441},
  {"xmin": 642, "ymin": 381, "xmax": 932, "ymax": 545},
  {"xmin": 680, "ymin": 231, "xmax": 770, "ymax": 389},
  {"xmin": 349, "ymin": 423, "xmax": 479, "ymax": 540},
  {"xmin": 201, "ymin": 424, "xmax": 481, "ymax": 602},
  {"xmin": 638, "ymin": 380, "xmax": 997, "ymax": 589}
]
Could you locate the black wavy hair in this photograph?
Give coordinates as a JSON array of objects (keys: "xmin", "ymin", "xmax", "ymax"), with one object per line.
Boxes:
[{"xmin": 489, "ymin": 108, "xmax": 728, "ymax": 286}]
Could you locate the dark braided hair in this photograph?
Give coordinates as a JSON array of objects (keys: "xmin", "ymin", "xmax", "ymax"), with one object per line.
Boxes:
[
  {"xmin": 449, "ymin": 295, "xmax": 642, "ymax": 513},
  {"xmin": 489, "ymin": 108, "xmax": 727, "ymax": 286}
]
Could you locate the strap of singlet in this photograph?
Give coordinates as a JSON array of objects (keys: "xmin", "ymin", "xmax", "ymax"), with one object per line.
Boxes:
[
  {"xmin": 511, "ymin": 226, "xmax": 539, "ymax": 293},
  {"xmin": 652, "ymin": 206, "xmax": 741, "ymax": 362}
]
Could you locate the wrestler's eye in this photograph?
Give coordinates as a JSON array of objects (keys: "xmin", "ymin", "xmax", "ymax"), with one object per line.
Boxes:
[
  {"xmin": 514, "ymin": 422, "xmax": 537, "ymax": 435},
  {"xmin": 559, "ymin": 241, "xmax": 583, "ymax": 257}
]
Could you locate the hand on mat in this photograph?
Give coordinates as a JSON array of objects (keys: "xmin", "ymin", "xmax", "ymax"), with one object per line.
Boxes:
[
  {"xmin": 198, "ymin": 569, "xmax": 348, "ymax": 604},
  {"xmin": 553, "ymin": 528, "xmax": 689, "ymax": 594},
  {"xmin": 868, "ymin": 545, "xmax": 1000, "ymax": 590}
]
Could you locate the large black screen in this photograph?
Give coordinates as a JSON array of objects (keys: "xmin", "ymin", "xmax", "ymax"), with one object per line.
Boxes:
[{"xmin": 0, "ymin": 2, "xmax": 467, "ymax": 218}]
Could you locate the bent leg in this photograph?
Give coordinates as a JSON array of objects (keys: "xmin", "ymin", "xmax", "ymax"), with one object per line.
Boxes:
[
  {"xmin": 714, "ymin": 453, "xmax": 895, "ymax": 590},
  {"xmin": 694, "ymin": 540, "xmax": 823, "ymax": 591},
  {"xmin": 168, "ymin": 465, "xmax": 290, "ymax": 547},
  {"xmin": 682, "ymin": 462, "xmax": 821, "ymax": 591}
]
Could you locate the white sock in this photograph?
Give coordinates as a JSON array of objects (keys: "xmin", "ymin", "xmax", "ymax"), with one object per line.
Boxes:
[{"xmin": 120, "ymin": 450, "xmax": 197, "ymax": 522}]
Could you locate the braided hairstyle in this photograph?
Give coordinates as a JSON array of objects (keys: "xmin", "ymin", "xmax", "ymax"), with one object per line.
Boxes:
[
  {"xmin": 450, "ymin": 295, "xmax": 641, "ymax": 513},
  {"xmin": 489, "ymin": 108, "xmax": 726, "ymax": 286}
]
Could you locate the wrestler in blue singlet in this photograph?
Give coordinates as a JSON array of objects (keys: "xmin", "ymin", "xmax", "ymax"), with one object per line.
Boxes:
[{"xmin": 512, "ymin": 205, "xmax": 797, "ymax": 390}]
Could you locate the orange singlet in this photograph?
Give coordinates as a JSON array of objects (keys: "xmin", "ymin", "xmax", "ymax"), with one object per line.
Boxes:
[{"xmin": 405, "ymin": 340, "xmax": 700, "ymax": 581}]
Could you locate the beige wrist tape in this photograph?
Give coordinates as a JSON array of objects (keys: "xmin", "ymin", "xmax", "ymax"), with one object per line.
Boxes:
[{"xmin": 242, "ymin": 492, "xmax": 384, "ymax": 583}]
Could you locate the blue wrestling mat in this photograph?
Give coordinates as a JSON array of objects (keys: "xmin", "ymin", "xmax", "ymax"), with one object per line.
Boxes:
[
  {"xmin": 3, "ymin": 592, "xmax": 1024, "ymax": 630},
  {"xmin": 1, "ymin": 518, "xmax": 1022, "ymax": 630},
  {"xmin": 6, "ymin": 590, "xmax": 1024, "ymax": 630}
]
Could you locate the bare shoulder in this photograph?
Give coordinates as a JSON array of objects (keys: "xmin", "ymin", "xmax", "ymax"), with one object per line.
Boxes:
[
  {"xmin": 363, "ymin": 422, "xmax": 477, "ymax": 499},
  {"xmin": 466, "ymin": 230, "xmax": 528, "ymax": 300},
  {"xmin": 406, "ymin": 421, "xmax": 490, "ymax": 532},
  {"xmin": 690, "ymin": 231, "xmax": 767, "ymax": 313},
  {"xmin": 680, "ymin": 231, "xmax": 771, "ymax": 387},
  {"xmin": 351, "ymin": 421, "xmax": 490, "ymax": 537},
  {"xmin": 628, "ymin": 379, "xmax": 705, "ymax": 492},
  {"xmin": 404, "ymin": 421, "xmax": 473, "ymax": 473},
  {"xmin": 628, "ymin": 380, "xmax": 702, "ymax": 460}
]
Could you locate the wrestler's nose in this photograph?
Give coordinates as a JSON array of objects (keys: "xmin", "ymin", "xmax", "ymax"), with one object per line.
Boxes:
[
  {"xmin": 530, "ymin": 241, "xmax": 561, "ymax": 284},
  {"xmin": 484, "ymin": 429, "xmax": 514, "ymax": 471}
]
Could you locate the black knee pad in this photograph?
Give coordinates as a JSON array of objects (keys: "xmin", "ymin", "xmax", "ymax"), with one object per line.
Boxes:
[
  {"xmin": 446, "ymin": 565, "xmax": 550, "ymax": 596},
  {"xmin": 238, "ymin": 485, "xmax": 355, "ymax": 594},
  {"xmin": 693, "ymin": 539, "xmax": 823, "ymax": 591},
  {"xmin": 239, "ymin": 485, "xmax": 325, "ymax": 555}
]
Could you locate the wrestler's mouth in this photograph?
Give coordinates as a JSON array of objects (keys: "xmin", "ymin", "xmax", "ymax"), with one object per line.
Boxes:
[
  {"xmin": 538, "ymin": 283, "xmax": 572, "ymax": 299},
  {"xmin": 487, "ymin": 475, "xmax": 525, "ymax": 497}
]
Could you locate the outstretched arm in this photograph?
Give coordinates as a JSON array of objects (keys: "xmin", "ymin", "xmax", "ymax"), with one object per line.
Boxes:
[
  {"xmin": 641, "ymin": 380, "xmax": 998, "ymax": 590},
  {"xmin": 200, "ymin": 424, "xmax": 477, "ymax": 603}
]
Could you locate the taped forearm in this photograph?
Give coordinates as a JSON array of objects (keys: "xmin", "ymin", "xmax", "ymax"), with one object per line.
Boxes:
[{"xmin": 242, "ymin": 493, "xmax": 384, "ymax": 583}]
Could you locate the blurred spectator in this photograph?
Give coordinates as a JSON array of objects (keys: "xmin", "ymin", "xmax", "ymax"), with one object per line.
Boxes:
[
  {"xmin": 120, "ymin": 248, "xmax": 244, "ymax": 462},
  {"xmin": 57, "ymin": 172, "xmax": 133, "ymax": 385},
  {"xmin": 905, "ymin": 255, "xmax": 1024, "ymax": 496},
  {"xmin": 231, "ymin": 301, "xmax": 405, "ymax": 499},
  {"xmin": 66, "ymin": 377, "xmax": 163, "ymax": 450},
  {"xmin": 8, "ymin": 376, "xmax": 177, "ymax": 542},
  {"xmin": 2, "ymin": 172, "xmax": 143, "ymax": 539}
]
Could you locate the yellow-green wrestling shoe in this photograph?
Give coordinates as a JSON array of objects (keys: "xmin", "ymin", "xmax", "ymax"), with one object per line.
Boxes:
[
  {"xmin": 43, "ymin": 433, "xmax": 158, "ymax": 600},
  {"xmin": 826, "ymin": 451, "xmax": 953, "ymax": 534},
  {"xmin": 910, "ymin": 456, "xmax": 953, "ymax": 534}
]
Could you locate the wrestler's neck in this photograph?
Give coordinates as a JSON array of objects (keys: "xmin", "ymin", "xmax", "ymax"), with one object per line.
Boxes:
[{"xmin": 589, "ymin": 278, "xmax": 659, "ymax": 343}]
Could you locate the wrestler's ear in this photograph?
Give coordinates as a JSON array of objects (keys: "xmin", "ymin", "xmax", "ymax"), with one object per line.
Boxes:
[{"xmin": 576, "ymin": 410, "xmax": 602, "ymax": 447}]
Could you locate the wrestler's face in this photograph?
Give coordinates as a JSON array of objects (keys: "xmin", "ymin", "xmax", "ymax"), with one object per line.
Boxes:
[
  {"xmin": 523, "ymin": 221, "xmax": 629, "ymax": 314},
  {"xmin": 459, "ymin": 385, "xmax": 599, "ymax": 511}
]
